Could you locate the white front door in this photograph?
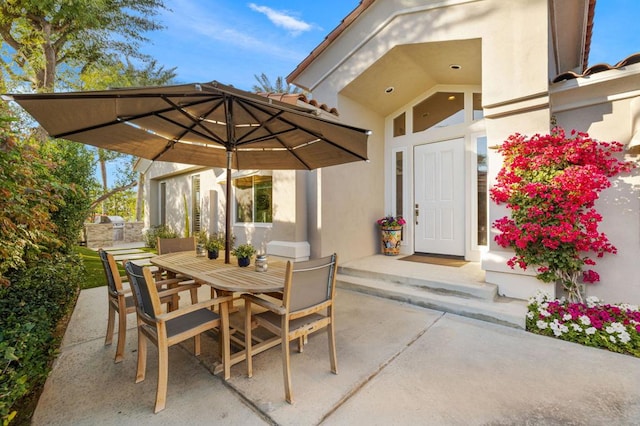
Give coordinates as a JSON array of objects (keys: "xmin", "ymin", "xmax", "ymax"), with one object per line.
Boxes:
[{"xmin": 414, "ymin": 139, "xmax": 465, "ymax": 256}]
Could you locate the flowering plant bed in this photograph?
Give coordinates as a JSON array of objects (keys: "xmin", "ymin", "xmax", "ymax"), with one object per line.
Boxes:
[{"xmin": 527, "ymin": 292, "xmax": 640, "ymax": 357}]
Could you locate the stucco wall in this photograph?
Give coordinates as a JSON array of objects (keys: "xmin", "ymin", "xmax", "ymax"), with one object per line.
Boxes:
[{"xmin": 551, "ymin": 69, "xmax": 640, "ymax": 304}]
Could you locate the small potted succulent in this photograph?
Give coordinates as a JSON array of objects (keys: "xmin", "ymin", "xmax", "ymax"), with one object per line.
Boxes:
[
  {"xmin": 204, "ymin": 233, "xmax": 225, "ymax": 259},
  {"xmin": 231, "ymin": 243, "xmax": 256, "ymax": 267}
]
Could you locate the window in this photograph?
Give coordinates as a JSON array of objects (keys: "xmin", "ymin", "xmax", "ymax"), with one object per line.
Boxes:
[
  {"xmin": 473, "ymin": 93, "xmax": 483, "ymax": 120},
  {"xmin": 191, "ymin": 175, "xmax": 201, "ymax": 233},
  {"xmin": 234, "ymin": 174, "xmax": 272, "ymax": 223},
  {"xmin": 476, "ymin": 136, "xmax": 488, "ymax": 246},
  {"xmin": 412, "ymin": 92, "xmax": 464, "ymax": 133},
  {"xmin": 159, "ymin": 182, "xmax": 167, "ymax": 226},
  {"xmin": 393, "ymin": 112, "xmax": 406, "ymax": 137},
  {"xmin": 395, "ymin": 151, "xmax": 404, "ymax": 218}
]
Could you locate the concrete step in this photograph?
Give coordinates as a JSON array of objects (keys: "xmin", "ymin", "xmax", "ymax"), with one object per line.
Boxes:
[
  {"xmin": 336, "ymin": 272, "xmax": 527, "ymax": 329},
  {"xmin": 339, "ymin": 264, "xmax": 498, "ymax": 300}
]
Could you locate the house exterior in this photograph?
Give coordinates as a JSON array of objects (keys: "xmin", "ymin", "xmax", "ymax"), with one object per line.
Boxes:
[{"xmin": 139, "ymin": 0, "xmax": 640, "ymax": 304}]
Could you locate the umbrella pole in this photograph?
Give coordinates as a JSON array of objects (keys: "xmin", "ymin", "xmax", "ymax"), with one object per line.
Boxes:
[{"xmin": 225, "ymin": 151, "xmax": 232, "ymax": 264}]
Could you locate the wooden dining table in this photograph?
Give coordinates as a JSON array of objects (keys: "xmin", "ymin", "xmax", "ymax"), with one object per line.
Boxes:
[{"xmin": 150, "ymin": 251, "xmax": 287, "ymax": 378}]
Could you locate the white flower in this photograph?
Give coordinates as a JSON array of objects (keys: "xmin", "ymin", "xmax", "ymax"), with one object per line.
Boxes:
[
  {"xmin": 579, "ymin": 315, "xmax": 591, "ymax": 326},
  {"xmin": 539, "ymin": 309, "xmax": 551, "ymax": 318},
  {"xmin": 619, "ymin": 331, "xmax": 631, "ymax": 344},
  {"xmin": 563, "ymin": 313, "xmax": 573, "ymax": 321},
  {"xmin": 531, "ymin": 291, "xmax": 550, "ymax": 304},
  {"xmin": 536, "ymin": 320, "xmax": 548, "ymax": 330},
  {"xmin": 609, "ymin": 335, "xmax": 617, "ymax": 343},
  {"xmin": 549, "ymin": 320, "xmax": 568, "ymax": 336},
  {"xmin": 586, "ymin": 296, "xmax": 601, "ymax": 308},
  {"xmin": 571, "ymin": 323, "xmax": 583, "ymax": 332},
  {"xmin": 615, "ymin": 303, "xmax": 639, "ymax": 312},
  {"xmin": 526, "ymin": 311, "xmax": 534, "ymax": 319},
  {"xmin": 585, "ymin": 327, "xmax": 597, "ymax": 335},
  {"xmin": 606, "ymin": 322, "xmax": 625, "ymax": 334}
]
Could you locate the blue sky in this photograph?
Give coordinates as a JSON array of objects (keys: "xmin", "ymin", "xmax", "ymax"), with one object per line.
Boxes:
[{"xmin": 140, "ymin": 1, "xmax": 640, "ymax": 91}]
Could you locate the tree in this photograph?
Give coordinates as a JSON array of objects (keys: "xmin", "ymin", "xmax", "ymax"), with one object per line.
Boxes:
[
  {"xmin": 490, "ymin": 128, "xmax": 633, "ymax": 302},
  {"xmin": 252, "ymin": 73, "xmax": 300, "ymax": 94},
  {"xmin": 0, "ymin": 0, "xmax": 168, "ymax": 92}
]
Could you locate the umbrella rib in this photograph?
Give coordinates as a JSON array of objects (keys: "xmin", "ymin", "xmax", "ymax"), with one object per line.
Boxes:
[
  {"xmin": 50, "ymin": 96, "xmax": 219, "ymax": 139},
  {"xmin": 159, "ymin": 96, "xmax": 227, "ymax": 145},
  {"xmin": 234, "ymin": 97, "xmax": 368, "ymax": 166},
  {"xmin": 233, "ymin": 99, "xmax": 312, "ymax": 169}
]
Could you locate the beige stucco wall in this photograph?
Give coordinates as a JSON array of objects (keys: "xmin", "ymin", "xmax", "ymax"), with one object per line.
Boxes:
[
  {"xmin": 550, "ymin": 66, "xmax": 640, "ymax": 304},
  {"xmin": 140, "ymin": 162, "xmax": 302, "ymax": 256},
  {"xmin": 293, "ymin": 0, "xmax": 552, "ymax": 269},
  {"xmin": 295, "ymin": 0, "xmax": 549, "ymax": 108}
]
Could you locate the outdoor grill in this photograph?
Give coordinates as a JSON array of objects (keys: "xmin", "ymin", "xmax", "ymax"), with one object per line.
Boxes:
[{"xmin": 95, "ymin": 215, "xmax": 126, "ymax": 241}]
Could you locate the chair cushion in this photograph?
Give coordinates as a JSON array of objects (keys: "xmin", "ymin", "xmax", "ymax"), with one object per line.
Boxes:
[{"xmin": 166, "ymin": 309, "xmax": 220, "ymax": 338}]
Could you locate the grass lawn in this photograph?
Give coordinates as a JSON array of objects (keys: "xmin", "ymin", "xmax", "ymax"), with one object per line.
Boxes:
[
  {"xmin": 73, "ymin": 246, "xmax": 157, "ymax": 289},
  {"xmin": 74, "ymin": 246, "xmax": 108, "ymax": 289}
]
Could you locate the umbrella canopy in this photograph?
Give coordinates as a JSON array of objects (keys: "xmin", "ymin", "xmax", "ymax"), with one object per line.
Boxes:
[{"xmin": 5, "ymin": 81, "xmax": 370, "ymax": 262}]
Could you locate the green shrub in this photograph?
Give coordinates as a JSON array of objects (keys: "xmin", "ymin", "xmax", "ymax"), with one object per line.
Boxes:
[
  {"xmin": 0, "ymin": 254, "xmax": 81, "ymax": 425},
  {"xmin": 144, "ymin": 225, "xmax": 178, "ymax": 249}
]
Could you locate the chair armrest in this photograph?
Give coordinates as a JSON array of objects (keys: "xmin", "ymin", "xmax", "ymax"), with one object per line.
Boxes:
[
  {"xmin": 155, "ymin": 278, "xmax": 183, "ymax": 287},
  {"xmin": 156, "ymin": 283, "xmax": 200, "ymax": 298},
  {"xmin": 157, "ymin": 295, "xmax": 234, "ymax": 321},
  {"xmin": 242, "ymin": 294, "xmax": 286, "ymax": 315}
]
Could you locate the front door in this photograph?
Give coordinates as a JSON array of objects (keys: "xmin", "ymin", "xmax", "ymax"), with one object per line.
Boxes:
[{"xmin": 414, "ymin": 139, "xmax": 465, "ymax": 256}]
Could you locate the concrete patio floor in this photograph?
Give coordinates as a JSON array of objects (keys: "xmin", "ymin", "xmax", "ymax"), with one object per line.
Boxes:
[{"xmin": 33, "ymin": 283, "xmax": 640, "ymax": 425}]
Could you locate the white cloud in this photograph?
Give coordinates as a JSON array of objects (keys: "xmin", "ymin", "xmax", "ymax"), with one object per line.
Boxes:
[{"xmin": 248, "ymin": 3, "xmax": 312, "ymax": 36}]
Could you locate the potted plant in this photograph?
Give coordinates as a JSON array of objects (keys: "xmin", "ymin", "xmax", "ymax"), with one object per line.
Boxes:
[
  {"xmin": 377, "ymin": 215, "xmax": 406, "ymax": 256},
  {"xmin": 204, "ymin": 234, "xmax": 224, "ymax": 260},
  {"xmin": 231, "ymin": 243, "xmax": 256, "ymax": 267}
]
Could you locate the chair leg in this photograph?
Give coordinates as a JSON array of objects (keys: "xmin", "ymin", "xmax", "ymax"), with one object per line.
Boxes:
[
  {"xmin": 194, "ymin": 334, "xmax": 201, "ymax": 356},
  {"xmin": 105, "ymin": 303, "xmax": 115, "ymax": 346},
  {"xmin": 282, "ymin": 323, "xmax": 293, "ymax": 404},
  {"xmin": 135, "ymin": 329, "xmax": 147, "ymax": 384},
  {"xmin": 155, "ymin": 344, "xmax": 169, "ymax": 413},
  {"xmin": 114, "ymin": 308, "xmax": 127, "ymax": 363},
  {"xmin": 244, "ymin": 299, "xmax": 253, "ymax": 378},
  {"xmin": 220, "ymin": 302, "xmax": 231, "ymax": 380},
  {"xmin": 328, "ymin": 320, "xmax": 338, "ymax": 374},
  {"xmin": 189, "ymin": 287, "xmax": 198, "ymax": 304}
]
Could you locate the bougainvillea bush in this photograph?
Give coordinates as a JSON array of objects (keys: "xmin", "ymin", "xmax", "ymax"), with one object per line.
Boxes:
[
  {"xmin": 527, "ymin": 291, "xmax": 640, "ymax": 357},
  {"xmin": 490, "ymin": 128, "xmax": 633, "ymax": 302}
]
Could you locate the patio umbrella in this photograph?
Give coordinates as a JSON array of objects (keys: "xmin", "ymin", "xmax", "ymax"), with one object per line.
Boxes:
[{"xmin": 4, "ymin": 81, "xmax": 370, "ymax": 263}]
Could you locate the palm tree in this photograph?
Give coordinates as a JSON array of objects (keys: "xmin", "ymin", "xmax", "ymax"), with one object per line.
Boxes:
[{"xmin": 252, "ymin": 73, "xmax": 300, "ymax": 94}]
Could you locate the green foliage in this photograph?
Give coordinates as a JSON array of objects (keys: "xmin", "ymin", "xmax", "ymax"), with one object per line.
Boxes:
[
  {"xmin": 144, "ymin": 225, "xmax": 178, "ymax": 249},
  {"xmin": 41, "ymin": 139, "xmax": 97, "ymax": 252},
  {"xmin": 0, "ymin": 254, "xmax": 81, "ymax": 425},
  {"xmin": 204, "ymin": 233, "xmax": 225, "ymax": 252},
  {"xmin": 0, "ymin": 0, "xmax": 168, "ymax": 91},
  {"xmin": 231, "ymin": 243, "xmax": 256, "ymax": 259},
  {"xmin": 0, "ymin": 109, "xmax": 63, "ymax": 285},
  {"xmin": 252, "ymin": 73, "xmax": 300, "ymax": 94}
]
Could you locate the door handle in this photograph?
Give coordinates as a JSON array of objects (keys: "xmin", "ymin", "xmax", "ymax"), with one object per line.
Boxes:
[{"xmin": 415, "ymin": 204, "xmax": 419, "ymax": 225}]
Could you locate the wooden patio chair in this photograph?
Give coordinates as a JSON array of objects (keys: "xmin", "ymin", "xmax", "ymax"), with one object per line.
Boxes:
[
  {"xmin": 242, "ymin": 253, "xmax": 338, "ymax": 404},
  {"xmin": 156, "ymin": 236, "xmax": 210, "ymax": 304},
  {"xmin": 123, "ymin": 261, "xmax": 232, "ymax": 413},
  {"xmin": 99, "ymin": 249, "xmax": 196, "ymax": 363}
]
